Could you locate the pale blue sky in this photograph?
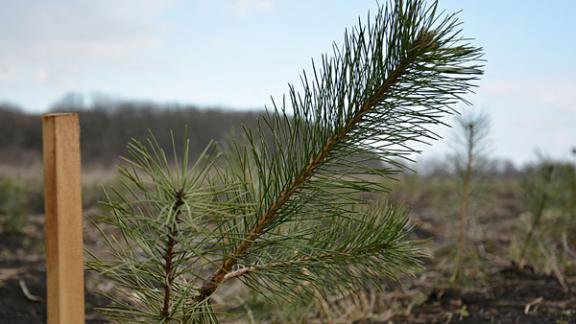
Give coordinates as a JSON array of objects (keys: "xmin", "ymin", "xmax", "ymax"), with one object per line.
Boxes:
[{"xmin": 0, "ymin": 0, "xmax": 574, "ymax": 165}]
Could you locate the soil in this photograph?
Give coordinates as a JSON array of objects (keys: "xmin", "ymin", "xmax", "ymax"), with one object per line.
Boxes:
[
  {"xmin": 387, "ymin": 266, "xmax": 576, "ymax": 323},
  {"xmin": 0, "ymin": 216, "xmax": 108, "ymax": 323},
  {"xmin": 1, "ymin": 214, "xmax": 575, "ymax": 323}
]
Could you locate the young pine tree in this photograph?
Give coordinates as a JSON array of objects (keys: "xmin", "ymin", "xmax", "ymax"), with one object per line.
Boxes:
[
  {"xmin": 88, "ymin": 0, "xmax": 483, "ymax": 322},
  {"xmin": 517, "ymin": 158, "xmax": 576, "ymax": 267},
  {"xmin": 450, "ymin": 110, "xmax": 491, "ymax": 282}
]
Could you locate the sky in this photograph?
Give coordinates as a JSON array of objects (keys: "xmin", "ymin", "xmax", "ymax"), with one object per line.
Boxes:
[{"xmin": 0, "ymin": 0, "xmax": 574, "ymax": 165}]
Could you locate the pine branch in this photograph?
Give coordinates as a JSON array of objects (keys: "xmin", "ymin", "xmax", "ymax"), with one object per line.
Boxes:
[
  {"xmin": 87, "ymin": 137, "xmax": 223, "ymax": 322},
  {"xmin": 162, "ymin": 188, "xmax": 186, "ymax": 318},
  {"xmin": 199, "ymin": 0, "xmax": 482, "ymax": 301},
  {"xmin": 223, "ymin": 243, "xmax": 399, "ymax": 283},
  {"xmin": 199, "ymin": 37, "xmax": 423, "ymax": 298},
  {"xmin": 230, "ymin": 202, "xmax": 424, "ymax": 301}
]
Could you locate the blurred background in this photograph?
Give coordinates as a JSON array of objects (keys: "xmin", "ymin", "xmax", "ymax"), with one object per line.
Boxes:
[
  {"xmin": 0, "ymin": 0, "xmax": 574, "ymax": 166},
  {"xmin": 0, "ymin": 1, "xmax": 575, "ymax": 323}
]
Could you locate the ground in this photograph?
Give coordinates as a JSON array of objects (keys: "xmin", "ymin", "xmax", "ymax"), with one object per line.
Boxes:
[
  {"xmin": 0, "ymin": 215, "xmax": 107, "ymax": 323},
  {"xmin": 1, "ymin": 207, "xmax": 575, "ymax": 323},
  {"xmin": 385, "ymin": 266, "xmax": 576, "ymax": 323}
]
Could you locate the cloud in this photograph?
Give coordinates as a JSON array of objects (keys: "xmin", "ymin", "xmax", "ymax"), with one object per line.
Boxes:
[
  {"xmin": 233, "ymin": 0, "xmax": 273, "ymax": 16},
  {"xmin": 483, "ymin": 79, "xmax": 576, "ymax": 112},
  {"xmin": 477, "ymin": 78, "xmax": 576, "ymax": 164},
  {"xmin": 34, "ymin": 69, "xmax": 50, "ymax": 84},
  {"xmin": 0, "ymin": 65, "xmax": 15, "ymax": 82},
  {"xmin": 0, "ymin": 0, "xmax": 171, "ymax": 86}
]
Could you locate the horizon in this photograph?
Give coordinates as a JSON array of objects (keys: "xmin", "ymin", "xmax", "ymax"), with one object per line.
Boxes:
[{"xmin": 0, "ymin": 0, "xmax": 574, "ymax": 165}]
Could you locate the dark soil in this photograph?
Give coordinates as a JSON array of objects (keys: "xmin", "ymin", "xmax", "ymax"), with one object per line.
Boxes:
[
  {"xmin": 0, "ymin": 216, "xmax": 108, "ymax": 324},
  {"xmin": 1, "ymin": 213, "xmax": 575, "ymax": 323},
  {"xmin": 391, "ymin": 266, "xmax": 576, "ymax": 323},
  {"xmin": 0, "ymin": 260, "xmax": 108, "ymax": 323}
]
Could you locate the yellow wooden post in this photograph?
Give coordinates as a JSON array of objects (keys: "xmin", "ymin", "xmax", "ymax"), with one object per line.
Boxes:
[{"xmin": 42, "ymin": 113, "xmax": 85, "ymax": 324}]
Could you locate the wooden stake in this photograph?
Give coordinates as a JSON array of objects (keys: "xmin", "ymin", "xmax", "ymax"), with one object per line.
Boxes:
[{"xmin": 42, "ymin": 113, "xmax": 85, "ymax": 324}]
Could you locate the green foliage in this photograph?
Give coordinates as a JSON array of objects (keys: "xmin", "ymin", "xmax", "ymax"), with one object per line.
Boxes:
[
  {"xmin": 552, "ymin": 162, "xmax": 576, "ymax": 216},
  {"xmin": 88, "ymin": 0, "xmax": 483, "ymax": 322},
  {"xmin": 0, "ymin": 175, "xmax": 28, "ymax": 233},
  {"xmin": 451, "ymin": 110, "xmax": 491, "ymax": 176},
  {"xmin": 449, "ymin": 110, "xmax": 491, "ymax": 282},
  {"xmin": 519, "ymin": 160, "xmax": 576, "ymax": 265},
  {"xmin": 88, "ymin": 136, "xmax": 225, "ymax": 322}
]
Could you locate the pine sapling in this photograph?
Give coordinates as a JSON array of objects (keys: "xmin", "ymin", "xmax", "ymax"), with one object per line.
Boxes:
[
  {"xmin": 518, "ymin": 162, "xmax": 554, "ymax": 264},
  {"xmin": 450, "ymin": 110, "xmax": 490, "ymax": 282},
  {"xmin": 89, "ymin": 0, "xmax": 483, "ymax": 322}
]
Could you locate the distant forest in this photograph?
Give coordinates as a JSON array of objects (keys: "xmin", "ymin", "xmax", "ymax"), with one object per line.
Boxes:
[
  {"xmin": 0, "ymin": 99, "xmax": 262, "ymax": 166},
  {"xmin": 0, "ymin": 98, "xmax": 530, "ymax": 175}
]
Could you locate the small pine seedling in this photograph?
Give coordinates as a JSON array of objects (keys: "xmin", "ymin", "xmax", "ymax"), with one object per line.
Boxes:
[
  {"xmin": 450, "ymin": 110, "xmax": 491, "ymax": 282},
  {"xmin": 88, "ymin": 0, "xmax": 483, "ymax": 322}
]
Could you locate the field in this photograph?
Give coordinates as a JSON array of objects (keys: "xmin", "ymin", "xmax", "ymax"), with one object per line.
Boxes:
[
  {"xmin": 2, "ymin": 0, "xmax": 575, "ymax": 322},
  {"xmin": 1, "ymin": 163, "xmax": 575, "ymax": 323}
]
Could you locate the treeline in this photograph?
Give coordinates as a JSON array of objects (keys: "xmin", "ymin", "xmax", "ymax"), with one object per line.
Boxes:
[
  {"xmin": 0, "ymin": 100, "xmax": 262, "ymax": 166},
  {"xmin": 2, "ymin": 99, "xmax": 571, "ymax": 173}
]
